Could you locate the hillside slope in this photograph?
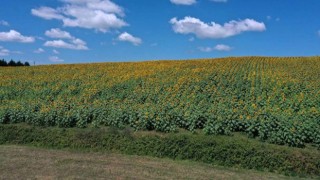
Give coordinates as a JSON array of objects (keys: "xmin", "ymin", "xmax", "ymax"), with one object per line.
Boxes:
[{"xmin": 1, "ymin": 57, "xmax": 319, "ymax": 147}]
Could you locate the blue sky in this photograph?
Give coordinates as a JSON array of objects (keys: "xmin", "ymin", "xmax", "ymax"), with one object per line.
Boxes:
[{"xmin": 0, "ymin": 0, "xmax": 319, "ymax": 64}]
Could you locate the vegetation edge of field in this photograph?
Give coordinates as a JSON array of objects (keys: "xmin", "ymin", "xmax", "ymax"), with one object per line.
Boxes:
[{"xmin": 0, "ymin": 124, "xmax": 319, "ymax": 177}]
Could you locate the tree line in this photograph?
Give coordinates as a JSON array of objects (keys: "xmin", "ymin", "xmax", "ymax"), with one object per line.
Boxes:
[{"xmin": 0, "ymin": 59, "xmax": 30, "ymax": 67}]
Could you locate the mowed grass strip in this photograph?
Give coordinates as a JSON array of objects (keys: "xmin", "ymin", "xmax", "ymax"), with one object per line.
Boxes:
[
  {"xmin": 0, "ymin": 145, "xmax": 302, "ymax": 180},
  {"xmin": 1, "ymin": 125, "xmax": 319, "ymax": 177}
]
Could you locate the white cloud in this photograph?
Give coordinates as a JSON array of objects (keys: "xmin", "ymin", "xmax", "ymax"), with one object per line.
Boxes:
[
  {"xmin": 0, "ymin": 20, "xmax": 9, "ymax": 26},
  {"xmin": 62, "ymin": 8, "xmax": 127, "ymax": 32},
  {"xmin": 45, "ymin": 28, "xmax": 73, "ymax": 39},
  {"xmin": 34, "ymin": 48, "xmax": 45, "ymax": 53},
  {"xmin": 188, "ymin": 37, "xmax": 195, "ymax": 42},
  {"xmin": 31, "ymin": 7, "xmax": 64, "ymax": 20},
  {"xmin": 118, "ymin": 32, "xmax": 142, "ymax": 46},
  {"xmin": 0, "ymin": 46, "xmax": 10, "ymax": 56},
  {"xmin": 44, "ymin": 28, "xmax": 88, "ymax": 50},
  {"xmin": 210, "ymin": 0, "xmax": 227, "ymax": 2},
  {"xmin": 0, "ymin": 30, "xmax": 35, "ymax": 43},
  {"xmin": 61, "ymin": 0, "xmax": 124, "ymax": 16},
  {"xmin": 53, "ymin": 49, "xmax": 60, "ymax": 54},
  {"xmin": 32, "ymin": 0, "xmax": 127, "ymax": 32},
  {"xmin": 49, "ymin": 56, "xmax": 64, "ymax": 62},
  {"xmin": 0, "ymin": 46, "xmax": 21, "ymax": 56},
  {"xmin": 214, "ymin": 44, "xmax": 232, "ymax": 51},
  {"xmin": 44, "ymin": 39, "xmax": 88, "ymax": 50},
  {"xmin": 170, "ymin": 0, "xmax": 196, "ymax": 5},
  {"xmin": 170, "ymin": 16, "xmax": 266, "ymax": 39},
  {"xmin": 198, "ymin": 44, "xmax": 232, "ymax": 52}
]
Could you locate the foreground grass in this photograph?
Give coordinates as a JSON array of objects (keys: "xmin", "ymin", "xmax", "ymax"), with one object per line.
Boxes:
[
  {"xmin": 0, "ymin": 145, "xmax": 304, "ymax": 180},
  {"xmin": 1, "ymin": 124, "xmax": 319, "ymax": 178}
]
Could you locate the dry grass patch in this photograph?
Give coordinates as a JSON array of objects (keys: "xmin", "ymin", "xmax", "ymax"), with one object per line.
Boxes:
[{"xmin": 0, "ymin": 145, "xmax": 304, "ymax": 180}]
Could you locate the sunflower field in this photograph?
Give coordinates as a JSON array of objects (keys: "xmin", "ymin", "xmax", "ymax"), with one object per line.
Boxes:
[{"xmin": 1, "ymin": 57, "xmax": 319, "ymax": 148}]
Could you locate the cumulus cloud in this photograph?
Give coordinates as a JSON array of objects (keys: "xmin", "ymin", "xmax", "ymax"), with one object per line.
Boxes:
[
  {"xmin": 210, "ymin": 0, "xmax": 227, "ymax": 2},
  {"xmin": 170, "ymin": 16, "xmax": 266, "ymax": 39},
  {"xmin": 0, "ymin": 46, "xmax": 10, "ymax": 56},
  {"xmin": 118, "ymin": 32, "xmax": 142, "ymax": 46},
  {"xmin": 62, "ymin": 9, "xmax": 127, "ymax": 32},
  {"xmin": 45, "ymin": 28, "xmax": 73, "ymax": 39},
  {"xmin": 44, "ymin": 39, "xmax": 88, "ymax": 50},
  {"xmin": 0, "ymin": 20, "xmax": 9, "ymax": 26},
  {"xmin": 61, "ymin": 0, "xmax": 124, "ymax": 16},
  {"xmin": 214, "ymin": 44, "xmax": 232, "ymax": 51},
  {"xmin": 199, "ymin": 44, "xmax": 232, "ymax": 52},
  {"xmin": 49, "ymin": 56, "xmax": 64, "ymax": 62},
  {"xmin": 0, "ymin": 46, "xmax": 22, "ymax": 56},
  {"xmin": 31, "ymin": 7, "xmax": 64, "ymax": 20},
  {"xmin": 0, "ymin": 30, "xmax": 35, "ymax": 43},
  {"xmin": 44, "ymin": 28, "xmax": 88, "ymax": 50},
  {"xmin": 170, "ymin": 0, "xmax": 196, "ymax": 5},
  {"xmin": 34, "ymin": 48, "xmax": 45, "ymax": 53},
  {"xmin": 32, "ymin": 0, "xmax": 127, "ymax": 32}
]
